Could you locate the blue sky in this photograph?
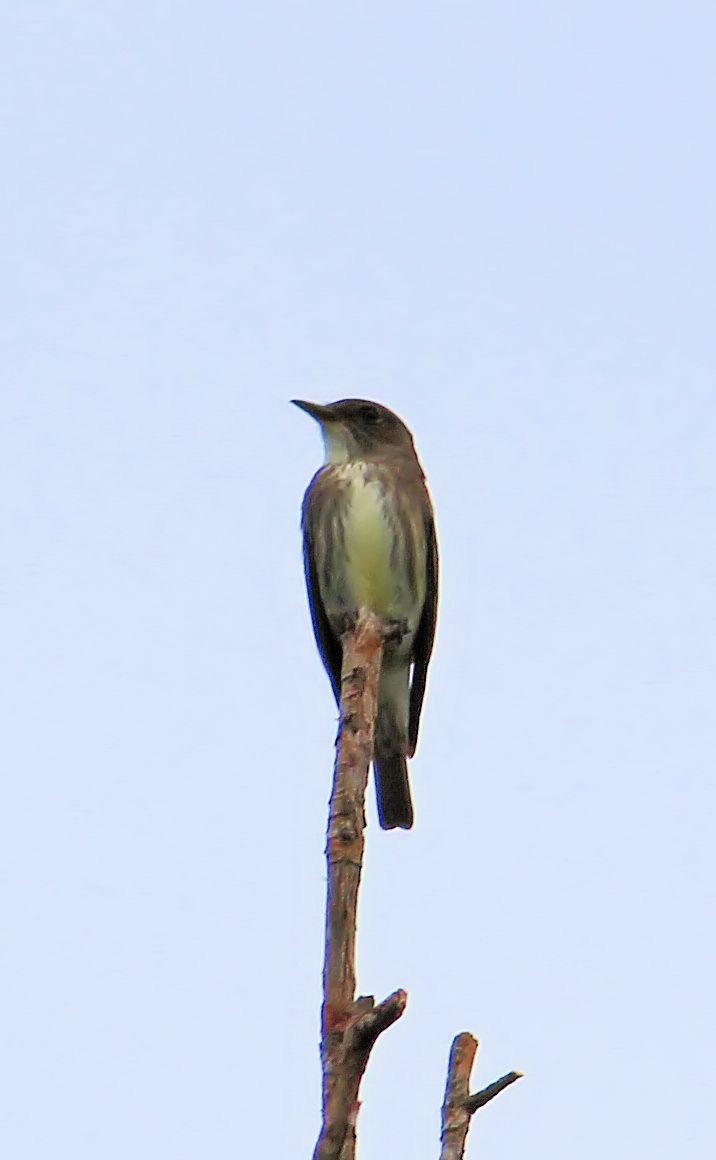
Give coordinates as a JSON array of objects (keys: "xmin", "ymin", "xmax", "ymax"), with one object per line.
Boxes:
[{"xmin": 3, "ymin": 3, "xmax": 715, "ymax": 1157}]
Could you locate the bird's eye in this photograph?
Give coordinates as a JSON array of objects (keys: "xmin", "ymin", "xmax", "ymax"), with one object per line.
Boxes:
[{"xmin": 360, "ymin": 404, "xmax": 381, "ymax": 424}]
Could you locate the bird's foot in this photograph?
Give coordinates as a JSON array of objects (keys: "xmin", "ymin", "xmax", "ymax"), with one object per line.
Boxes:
[
  {"xmin": 335, "ymin": 611, "xmax": 409, "ymax": 647},
  {"xmin": 335, "ymin": 609, "xmax": 359, "ymax": 639},
  {"xmin": 382, "ymin": 617, "xmax": 410, "ymax": 646}
]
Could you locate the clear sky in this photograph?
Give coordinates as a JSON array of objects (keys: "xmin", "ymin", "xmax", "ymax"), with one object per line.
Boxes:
[{"xmin": 3, "ymin": 3, "xmax": 715, "ymax": 1157}]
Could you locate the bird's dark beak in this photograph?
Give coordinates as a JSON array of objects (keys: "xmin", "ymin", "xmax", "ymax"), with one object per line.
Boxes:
[{"xmin": 291, "ymin": 399, "xmax": 333, "ymax": 423}]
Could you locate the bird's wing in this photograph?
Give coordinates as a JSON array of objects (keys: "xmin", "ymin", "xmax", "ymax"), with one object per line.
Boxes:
[
  {"xmin": 301, "ymin": 471, "xmax": 342, "ymax": 703},
  {"xmin": 408, "ymin": 499, "xmax": 438, "ymax": 755}
]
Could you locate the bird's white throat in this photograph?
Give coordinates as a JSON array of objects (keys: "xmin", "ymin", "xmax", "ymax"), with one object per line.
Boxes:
[{"xmin": 321, "ymin": 423, "xmax": 353, "ymax": 464}]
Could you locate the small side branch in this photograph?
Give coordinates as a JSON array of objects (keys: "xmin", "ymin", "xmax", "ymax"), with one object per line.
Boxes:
[
  {"xmin": 439, "ymin": 1033, "xmax": 522, "ymax": 1160},
  {"xmin": 464, "ymin": 1071, "xmax": 523, "ymax": 1113},
  {"xmin": 313, "ymin": 610, "xmax": 406, "ymax": 1160},
  {"xmin": 317, "ymin": 989, "xmax": 407, "ymax": 1160}
]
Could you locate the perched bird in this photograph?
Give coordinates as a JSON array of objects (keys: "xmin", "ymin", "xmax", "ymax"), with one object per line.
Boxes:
[{"xmin": 294, "ymin": 398, "xmax": 438, "ymax": 829}]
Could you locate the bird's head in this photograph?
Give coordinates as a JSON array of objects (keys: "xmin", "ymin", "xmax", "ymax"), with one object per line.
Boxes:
[{"xmin": 292, "ymin": 398, "xmax": 415, "ymax": 463}]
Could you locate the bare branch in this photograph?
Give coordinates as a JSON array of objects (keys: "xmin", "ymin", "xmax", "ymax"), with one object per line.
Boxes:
[
  {"xmin": 316, "ymin": 989, "xmax": 408, "ymax": 1160},
  {"xmin": 439, "ymin": 1033, "xmax": 522, "ymax": 1160},
  {"xmin": 310, "ymin": 607, "xmax": 521, "ymax": 1159},
  {"xmin": 440, "ymin": 1033, "xmax": 478, "ymax": 1160},
  {"xmin": 464, "ymin": 1071, "xmax": 523, "ymax": 1113},
  {"xmin": 313, "ymin": 610, "xmax": 406, "ymax": 1160}
]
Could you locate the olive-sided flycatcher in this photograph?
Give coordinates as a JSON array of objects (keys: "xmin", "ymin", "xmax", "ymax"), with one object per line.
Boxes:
[{"xmin": 293, "ymin": 398, "xmax": 438, "ymax": 830}]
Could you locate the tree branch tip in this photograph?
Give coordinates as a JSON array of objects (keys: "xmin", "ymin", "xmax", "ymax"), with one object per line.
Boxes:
[
  {"xmin": 378, "ymin": 987, "xmax": 408, "ymax": 1020},
  {"xmin": 351, "ymin": 989, "xmax": 406, "ymax": 1050},
  {"xmin": 464, "ymin": 1069, "xmax": 523, "ymax": 1113},
  {"xmin": 452, "ymin": 1031, "xmax": 478, "ymax": 1050},
  {"xmin": 367, "ymin": 987, "xmax": 407, "ymax": 1023}
]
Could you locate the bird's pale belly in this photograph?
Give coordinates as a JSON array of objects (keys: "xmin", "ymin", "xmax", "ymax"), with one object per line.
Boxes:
[{"xmin": 336, "ymin": 468, "xmax": 425, "ymax": 626}]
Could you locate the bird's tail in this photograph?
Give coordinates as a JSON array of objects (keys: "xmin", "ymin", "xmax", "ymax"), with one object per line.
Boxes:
[
  {"xmin": 373, "ymin": 663, "xmax": 413, "ymax": 829},
  {"xmin": 373, "ymin": 751, "xmax": 413, "ymax": 829}
]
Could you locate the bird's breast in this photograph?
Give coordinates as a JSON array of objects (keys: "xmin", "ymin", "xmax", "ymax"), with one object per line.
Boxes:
[{"xmin": 332, "ymin": 462, "xmax": 425, "ymax": 624}]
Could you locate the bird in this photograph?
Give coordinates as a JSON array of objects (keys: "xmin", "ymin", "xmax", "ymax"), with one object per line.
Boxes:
[{"xmin": 293, "ymin": 398, "xmax": 438, "ymax": 829}]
